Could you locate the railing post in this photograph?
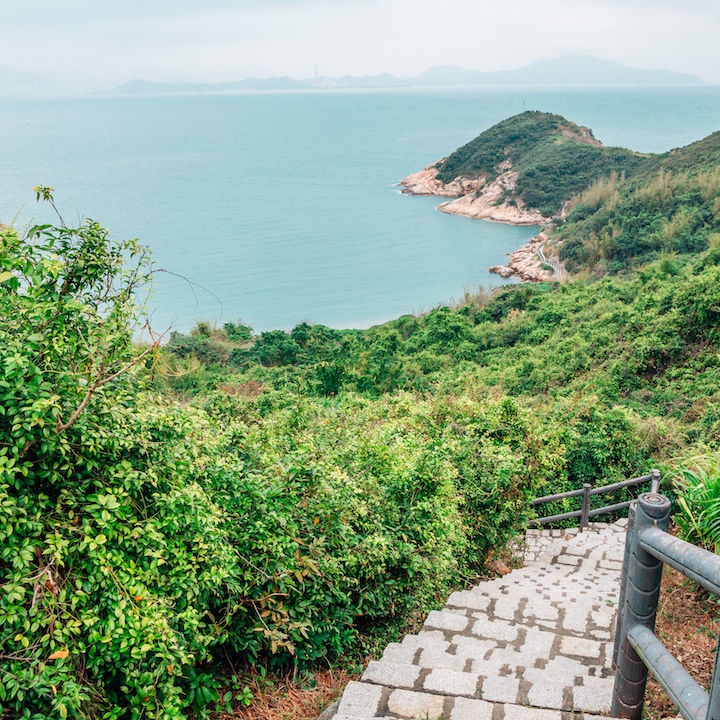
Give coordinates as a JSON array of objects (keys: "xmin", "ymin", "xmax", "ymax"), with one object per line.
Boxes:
[
  {"xmin": 611, "ymin": 492, "xmax": 671, "ymax": 720},
  {"xmin": 650, "ymin": 468, "xmax": 660, "ymax": 494},
  {"xmin": 580, "ymin": 483, "xmax": 591, "ymax": 530},
  {"xmin": 613, "ymin": 500, "xmax": 637, "ymax": 670}
]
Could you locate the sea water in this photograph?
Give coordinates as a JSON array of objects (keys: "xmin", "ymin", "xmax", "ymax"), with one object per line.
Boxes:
[{"xmin": 1, "ymin": 86, "xmax": 719, "ymax": 333}]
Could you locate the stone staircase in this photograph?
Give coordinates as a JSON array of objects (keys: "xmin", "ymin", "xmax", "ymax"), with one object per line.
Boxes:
[{"xmin": 326, "ymin": 520, "xmax": 628, "ymax": 720}]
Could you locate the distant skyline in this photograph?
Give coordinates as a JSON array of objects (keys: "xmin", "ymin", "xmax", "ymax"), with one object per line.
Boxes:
[{"xmin": 3, "ymin": 0, "xmax": 719, "ymax": 87}]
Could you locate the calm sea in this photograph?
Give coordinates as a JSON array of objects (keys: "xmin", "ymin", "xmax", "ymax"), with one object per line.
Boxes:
[{"xmin": 1, "ymin": 86, "xmax": 720, "ymax": 333}]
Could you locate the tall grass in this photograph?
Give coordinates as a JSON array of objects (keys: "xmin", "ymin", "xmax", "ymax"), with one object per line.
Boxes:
[
  {"xmin": 570, "ymin": 171, "xmax": 622, "ymax": 212},
  {"xmin": 660, "ymin": 208, "xmax": 694, "ymax": 247},
  {"xmin": 633, "ymin": 167, "xmax": 720, "ymax": 208},
  {"xmin": 673, "ymin": 455, "xmax": 720, "ymax": 554},
  {"xmin": 695, "ymin": 166, "xmax": 720, "ymax": 202},
  {"xmin": 633, "ymin": 170, "xmax": 674, "ymax": 205},
  {"xmin": 454, "ymin": 284, "xmax": 501, "ymax": 312}
]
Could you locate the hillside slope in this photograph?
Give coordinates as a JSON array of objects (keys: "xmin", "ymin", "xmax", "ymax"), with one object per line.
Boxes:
[
  {"xmin": 6, "ymin": 114, "xmax": 720, "ymax": 717},
  {"xmin": 557, "ymin": 129, "xmax": 720, "ymax": 273}
]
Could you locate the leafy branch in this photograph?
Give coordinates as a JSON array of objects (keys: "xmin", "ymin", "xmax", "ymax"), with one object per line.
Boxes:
[
  {"xmin": 34, "ymin": 184, "xmax": 65, "ymax": 226},
  {"xmin": 56, "ymin": 321, "xmax": 167, "ymax": 432}
]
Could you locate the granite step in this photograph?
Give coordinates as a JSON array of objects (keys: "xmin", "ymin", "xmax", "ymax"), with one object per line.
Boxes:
[{"xmin": 328, "ymin": 520, "xmax": 628, "ymax": 720}]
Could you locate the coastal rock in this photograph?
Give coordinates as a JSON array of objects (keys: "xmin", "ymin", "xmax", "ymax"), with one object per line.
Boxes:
[
  {"xmin": 438, "ymin": 171, "xmax": 544, "ymax": 226},
  {"xmin": 399, "ymin": 166, "xmax": 545, "ymax": 226},
  {"xmin": 399, "ymin": 164, "xmax": 484, "ymax": 197},
  {"xmin": 399, "ymin": 160, "xmax": 567, "ymax": 281},
  {"xmin": 488, "ymin": 265, "xmax": 514, "ymax": 278},
  {"xmin": 490, "ymin": 231, "xmax": 567, "ymax": 282}
]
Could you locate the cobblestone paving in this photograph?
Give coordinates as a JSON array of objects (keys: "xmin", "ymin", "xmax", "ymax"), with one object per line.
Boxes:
[{"xmin": 329, "ymin": 520, "xmax": 628, "ymax": 720}]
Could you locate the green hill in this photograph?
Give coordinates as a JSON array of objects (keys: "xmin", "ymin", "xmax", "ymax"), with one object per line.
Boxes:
[
  {"xmin": 429, "ymin": 111, "xmax": 720, "ymax": 272},
  {"xmin": 434, "ymin": 111, "xmax": 650, "ymax": 217}
]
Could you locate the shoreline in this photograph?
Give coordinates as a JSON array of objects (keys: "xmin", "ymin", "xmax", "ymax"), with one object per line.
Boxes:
[
  {"xmin": 488, "ymin": 231, "xmax": 567, "ymax": 282},
  {"xmin": 399, "ymin": 165, "xmax": 566, "ymax": 282},
  {"xmin": 399, "ymin": 164, "xmax": 546, "ymax": 226}
]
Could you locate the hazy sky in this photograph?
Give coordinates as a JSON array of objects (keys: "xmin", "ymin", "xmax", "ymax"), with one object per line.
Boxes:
[{"xmin": 3, "ymin": 0, "xmax": 719, "ymax": 85}]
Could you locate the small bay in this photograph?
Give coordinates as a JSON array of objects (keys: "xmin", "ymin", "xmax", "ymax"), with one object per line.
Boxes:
[{"xmin": 1, "ymin": 86, "xmax": 719, "ymax": 333}]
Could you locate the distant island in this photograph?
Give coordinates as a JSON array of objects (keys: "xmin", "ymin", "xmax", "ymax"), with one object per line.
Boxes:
[
  {"xmin": 111, "ymin": 55, "xmax": 704, "ymax": 95},
  {"xmin": 0, "ymin": 55, "xmax": 705, "ymax": 98}
]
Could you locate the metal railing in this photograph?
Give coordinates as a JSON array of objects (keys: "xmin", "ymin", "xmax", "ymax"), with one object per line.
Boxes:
[
  {"xmin": 612, "ymin": 492, "xmax": 720, "ymax": 720},
  {"xmin": 531, "ymin": 469, "xmax": 660, "ymax": 528}
]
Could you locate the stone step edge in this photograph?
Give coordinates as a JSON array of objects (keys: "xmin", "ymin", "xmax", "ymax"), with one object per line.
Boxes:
[{"xmin": 325, "ymin": 681, "xmax": 623, "ymax": 720}]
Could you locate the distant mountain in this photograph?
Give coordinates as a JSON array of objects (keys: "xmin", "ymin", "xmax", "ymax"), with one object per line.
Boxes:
[
  {"xmin": 315, "ymin": 73, "xmax": 410, "ymax": 89},
  {"xmin": 414, "ymin": 55, "xmax": 704, "ymax": 87},
  {"xmin": 1, "ymin": 55, "xmax": 703, "ymax": 98},
  {"xmin": 114, "ymin": 76, "xmax": 306, "ymax": 94},
  {"xmin": 110, "ymin": 56, "xmax": 704, "ymax": 96}
]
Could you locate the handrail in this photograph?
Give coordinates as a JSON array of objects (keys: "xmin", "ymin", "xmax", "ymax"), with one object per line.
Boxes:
[
  {"xmin": 530, "ymin": 469, "xmax": 660, "ymax": 528},
  {"xmin": 640, "ymin": 528, "xmax": 720, "ymax": 596},
  {"xmin": 627, "ymin": 624, "xmax": 710, "ymax": 720},
  {"xmin": 611, "ymin": 492, "xmax": 720, "ymax": 720}
]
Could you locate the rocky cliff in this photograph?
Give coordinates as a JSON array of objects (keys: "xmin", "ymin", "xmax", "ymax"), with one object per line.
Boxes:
[{"xmin": 399, "ymin": 163, "xmax": 545, "ymax": 226}]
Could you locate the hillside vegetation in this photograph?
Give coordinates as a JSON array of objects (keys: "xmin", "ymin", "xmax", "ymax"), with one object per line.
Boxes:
[
  {"xmin": 431, "ymin": 111, "xmax": 720, "ymax": 275},
  {"xmin": 3, "ymin": 109, "xmax": 720, "ymax": 719}
]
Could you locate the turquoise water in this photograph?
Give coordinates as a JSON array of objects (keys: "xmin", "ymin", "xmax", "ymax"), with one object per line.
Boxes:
[{"xmin": 1, "ymin": 87, "xmax": 720, "ymax": 333}]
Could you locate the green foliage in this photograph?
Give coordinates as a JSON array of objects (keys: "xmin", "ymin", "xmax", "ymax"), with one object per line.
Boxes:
[
  {"xmin": 3, "ymin": 203, "xmax": 560, "ymax": 716},
  {"xmin": 166, "ymin": 320, "xmax": 254, "ymax": 368},
  {"xmin": 561, "ymin": 403, "xmax": 644, "ymax": 485},
  {"xmin": 436, "ymin": 111, "xmax": 591, "ymax": 182},
  {"xmin": 558, "ymin": 141, "xmax": 720, "ymax": 273},
  {"xmin": 517, "ymin": 143, "xmax": 646, "ymax": 218},
  {"xmin": 0, "ymin": 216, "xmax": 199, "ymax": 716},
  {"xmin": 166, "ymin": 331, "xmax": 230, "ymax": 365},
  {"xmin": 244, "ymin": 330, "xmax": 302, "ymax": 366},
  {"xmin": 223, "ymin": 321, "xmax": 254, "ymax": 343}
]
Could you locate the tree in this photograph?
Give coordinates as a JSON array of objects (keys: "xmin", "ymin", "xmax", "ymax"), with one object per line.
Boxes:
[{"xmin": 1, "ymin": 187, "xmax": 159, "ymax": 457}]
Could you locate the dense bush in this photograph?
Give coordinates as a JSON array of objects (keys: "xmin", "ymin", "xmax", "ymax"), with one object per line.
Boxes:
[
  {"xmin": 559, "ymin": 149, "xmax": 720, "ymax": 273},
  {"xmin": 0, "ymin": 212, "xmax": 237, "ymax": 718},
  {"xmin": 436, "ymin": 111, "xmax": 594, "ymax": 182}
]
